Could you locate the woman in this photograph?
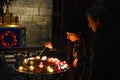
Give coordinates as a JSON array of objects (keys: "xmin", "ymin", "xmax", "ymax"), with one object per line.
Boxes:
[
  {"xmin": 83, "ymin": 5, "xmax": 118, "ymax": 80},
  {"xmin": 45, "ymin": 25, "xmax": 87, "ymax": 80}
]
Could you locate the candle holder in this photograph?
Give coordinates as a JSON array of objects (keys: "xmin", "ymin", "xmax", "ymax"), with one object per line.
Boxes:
[{"xmin": 17, "ymin": 56, "xmax": 70, "ymax": 74}]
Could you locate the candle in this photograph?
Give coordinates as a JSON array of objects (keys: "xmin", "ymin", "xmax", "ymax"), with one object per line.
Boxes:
[
  {"xmin": 23, "ymin": 58, "xmax": 28, "ymax": 64},
  {"xmin": 47, "ymin": 66, "xmax": 54, "ymax": 73},
  {"xmin": 30, "ymin": 61, "xmax": 34, "ymax": 65},
  {"xmin": 64, "ymin": 63, "xmax": 68, "ymax": 68},
  {"xmin": 41, "ymin": 56, "xmax": 47, "ymax": 61},
  {"xmin": 36, "ymin": 56, "xmax": 40, "ymax": 60},
  {"xmin": 18, "ymin": 66, "xmax": 23, "ymax": 71},
  {"xmin": 29, "ymin": 65, "xmax": 34, "ymax": 71},
  {"xmin": 48, "ymin": 68, "xmax": 53, "ymax": 73},
  {"xmin": 29, "ymin": 57, "xmax": 35, "ymax": 60},
  {"xmin": 39, "ymin": 62, "xmax": 44, "ymax": 68},
  {"xmin": 47, "ymin": 58, "xmax": 52, "ymax": 62}
]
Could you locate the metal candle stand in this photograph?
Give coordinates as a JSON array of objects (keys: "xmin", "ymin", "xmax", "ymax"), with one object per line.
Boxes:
[{"xmin": 15, "ymin": 47, "xmax": 70, "ymax": 80}]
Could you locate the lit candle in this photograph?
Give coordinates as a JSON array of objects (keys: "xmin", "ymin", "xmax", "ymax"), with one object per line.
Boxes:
[
  {"xmin": 30, "ymin": 61, "xmax": 34, "ymax": 65},
  {"xmin": 48, "ymin": 68, "xmax": 53, "ymax": 73},
  {"xmin": 36, "ymin": 56, "xmax": 40, "ymax": 60},
  {"xmin": 23, "ymin": 58, "xmax": 28, "ymax": 64},
  {"xmin": 29, "ymin": 65, "xmax": 34, "ymax": 71},
  {"xmin": 39, "ymin": 62, "xmax": 44, "ymax": 68},
  {"xmin": 51, "ymin": 58, "xmax": 54, "ymax": 62},
  {"xmin": 64, "ymin": 63, "xmax": 68, "ymax": 68},
  {"xmin": 47, "ymin": 58, "xmax": 51, "ymax": 62},
  {"xmin": 55, "ymin": 60, "xmax": 60, "ymax": 65},
  {"xmin": 47, "ymin": 66, "xmax": 54, "ymax": 73},
  {"xmin": 63, "ymin": 61, "xmax": 67, "ymax": 64},
  {"xmin": 18, "ymin": 66, "xmax": 23, "ymax": 71},
  {"xmin": 29, "ymin": 57, "xmax": 35, "ymax": 60},
  {"xmin": 41, "ymin": 56, "xmax": 47, "ymax": 61}
]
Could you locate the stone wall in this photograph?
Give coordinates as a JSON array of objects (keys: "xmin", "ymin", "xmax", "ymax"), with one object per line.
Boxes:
[{"xmin": 4, "ymin": 0, "xmax": 52, "ymax": 47}]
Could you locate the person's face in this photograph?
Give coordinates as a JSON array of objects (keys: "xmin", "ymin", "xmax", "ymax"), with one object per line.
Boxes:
[
  {"xmin": 87, "ymin": 15, "xmax": 100, "ymax": 32},
  {"xmin": 66, "ymin": 32, "xmax": 79, "ymax": 42}
]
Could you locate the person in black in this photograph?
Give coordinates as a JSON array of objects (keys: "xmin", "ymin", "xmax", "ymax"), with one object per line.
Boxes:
[
  {"xmin": 83, "ymin": 5, "xmax": 120, "ymax": 80},
  {"xmin": 0, "ymin": 58, "xmax": 9, "ymax": 80},
  {"xmin": 45, "ymin": 25, "xmax": 87, "ymax": 80}
]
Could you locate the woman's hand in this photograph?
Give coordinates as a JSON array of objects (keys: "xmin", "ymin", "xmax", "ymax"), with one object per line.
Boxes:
[
  {"xmin": 44, "ymin": 42, "xmax": 53, "ymax": 49},
  {"xmin": 72, "ymin": 58, "xmax": 78, "ymax": 67}
]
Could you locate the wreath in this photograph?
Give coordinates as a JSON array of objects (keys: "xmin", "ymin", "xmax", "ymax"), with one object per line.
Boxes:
[{"xmin": 0, "ymin": 30, "xmax": 17, "ymax": 47}]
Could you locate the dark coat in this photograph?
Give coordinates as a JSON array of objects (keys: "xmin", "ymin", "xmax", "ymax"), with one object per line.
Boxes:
[
  {"xmin": 83, "ymin": 24, "xmax": 120, "ymax": 80},
  {"xmin": 63, "ymin": 40, "xmax": 87, "ymax": 80}
]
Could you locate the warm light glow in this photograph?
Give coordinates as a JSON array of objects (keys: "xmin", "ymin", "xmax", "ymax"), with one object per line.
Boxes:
[
  {"xmin": 63, "ymin": 61, "xmax": 67, "ymax": 64},
  {"xmin": 47, "ymin": 66, "xmax": 54, "ymax": 73},
  {"xmin": 55, "ymin": 60, "xmax": 60, "ymax": 65},
  {"xmin": 18, "ymin": 66, "xmax": 23, "ymax": 71},
  {"xmin": 28, "ymin": 57, "xmax": 35, "ymax": 60},
  {"xmin": 36, "ymin": 56, "xmax": 40, "ymax": 60},
  {"xmin": 47, "ymin": 58, "xmax": 51, "ymax": 62},
  {"xmin": 64, "ymin": 64, "xmax": 68, "ymax": 68},
  {"xmin": 4, "ymin": 25, "xmax": 19, "ymax": 27},
  {"xmin": 29, "ymin": 65, "xmax": 34, "ymax": 71},
  {"xmin": 41, "ymin": 56, "xmax": 47, "ymax": 61},
  {"xmin": 23, "ymin": 58, "xmax": 28, "ymax": 64},
  {"xmin": 30, "ymin": 61, "xmax": 34, "ymax": 65},
  {"xmin": 17, "ymin": 56, "xmax": 70, "ymax": 74},
  {"xmin": 39, "ymin": 62, "xmax": 44, "ymax": 68}
]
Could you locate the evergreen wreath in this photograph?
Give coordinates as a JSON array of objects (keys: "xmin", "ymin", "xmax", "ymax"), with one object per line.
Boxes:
[{"xmin": 0, "ymin": 30, "xmax": 17, "ymax": 47}]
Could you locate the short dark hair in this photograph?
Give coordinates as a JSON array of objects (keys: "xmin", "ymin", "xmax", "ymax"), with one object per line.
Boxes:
[
  {"xmin": 65, "ymin": 24, "xmax": 82, "ymax": 34},
  {"xmin": 86, "ymin": 5, "xmax": 111, "ymax": 24}
]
